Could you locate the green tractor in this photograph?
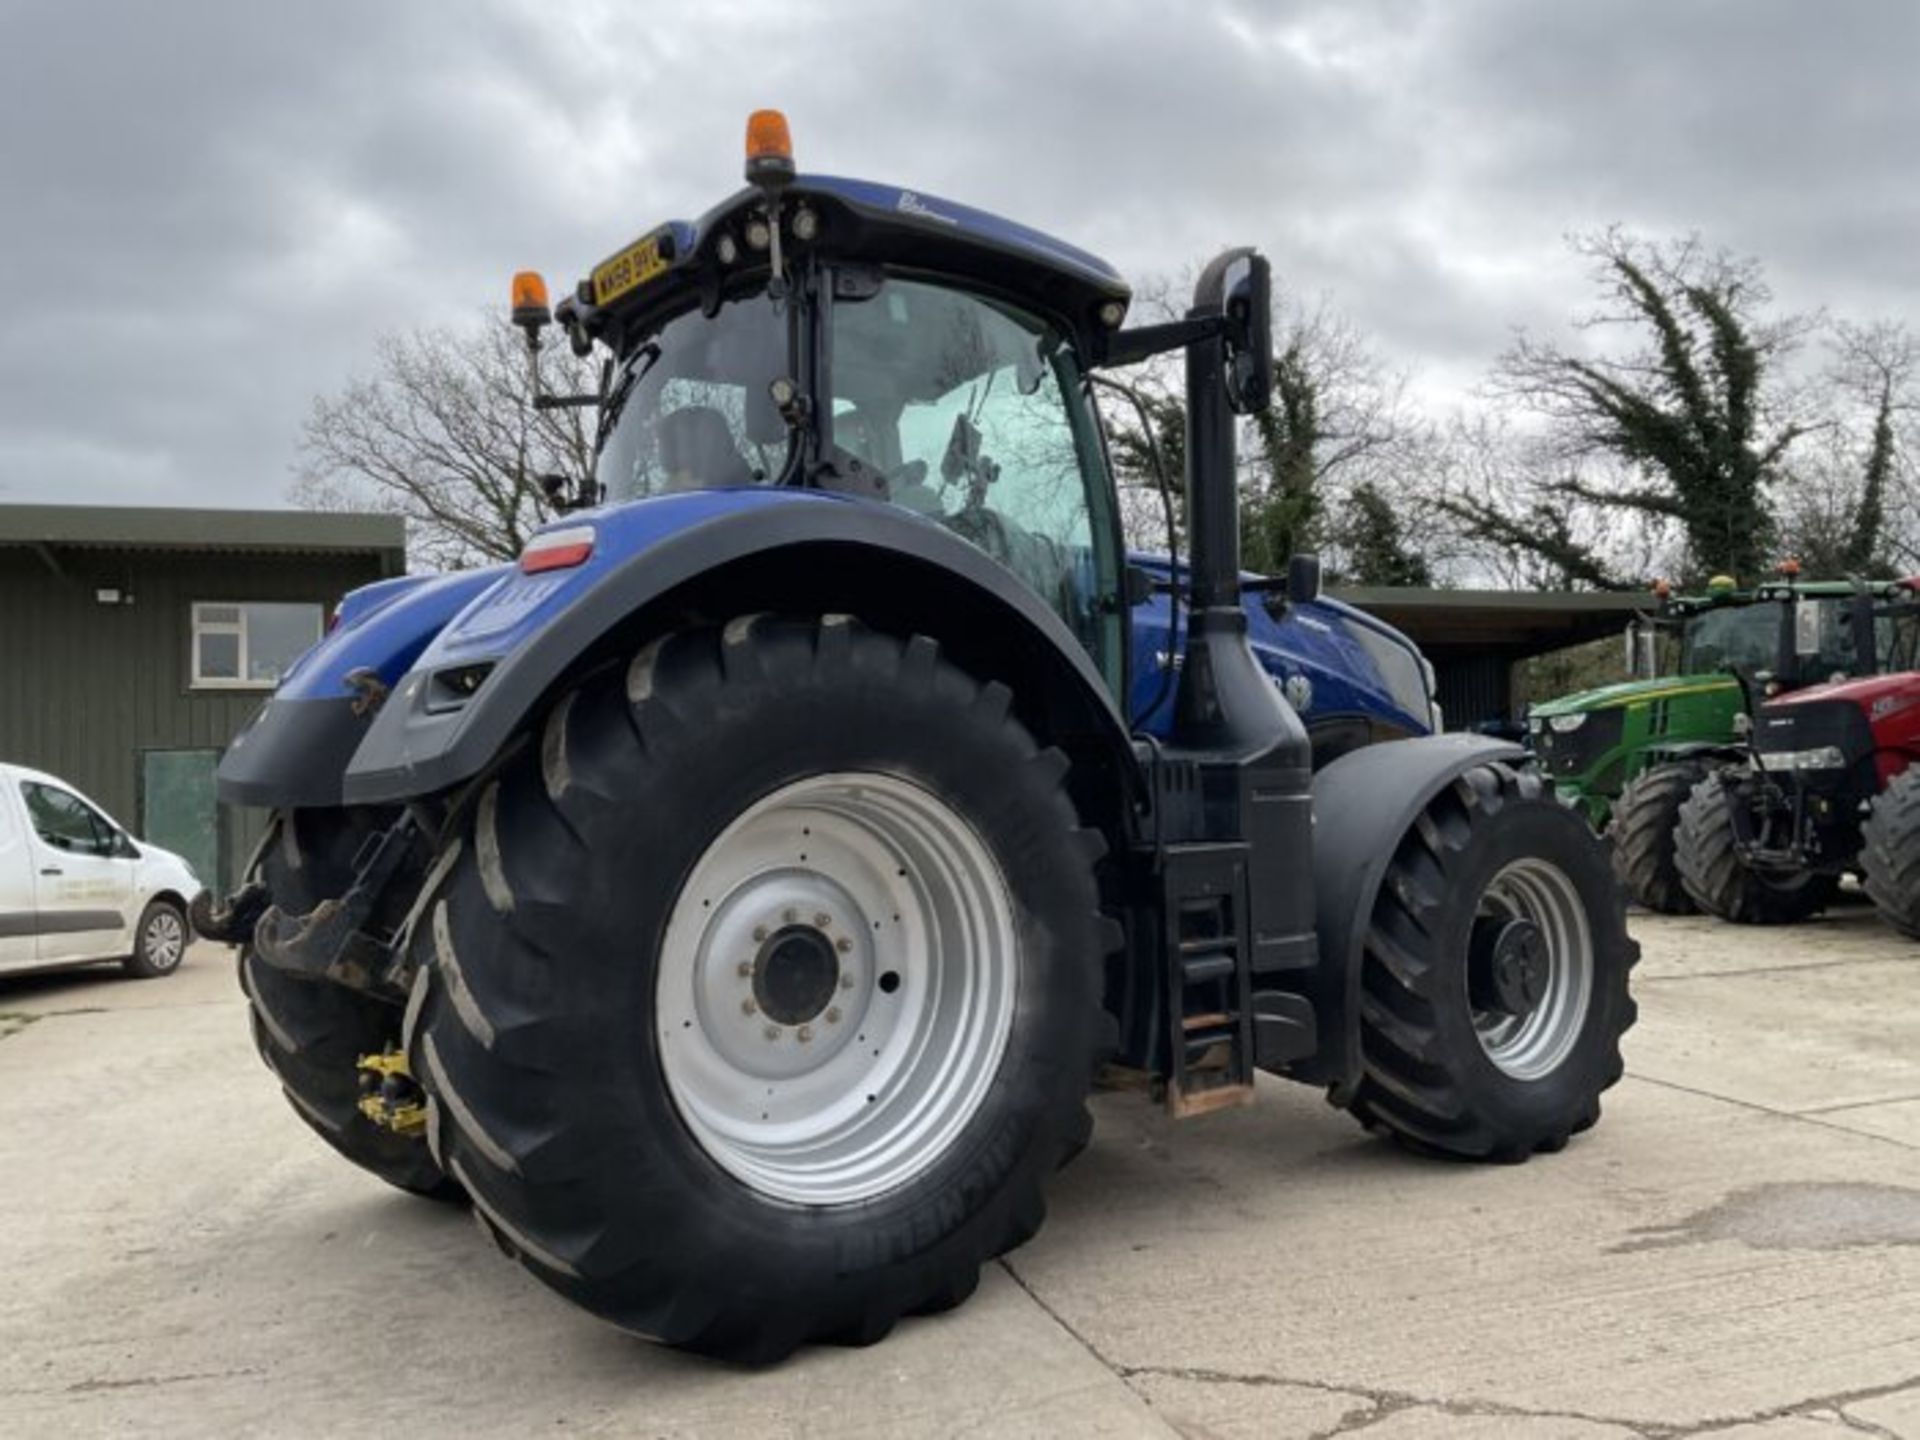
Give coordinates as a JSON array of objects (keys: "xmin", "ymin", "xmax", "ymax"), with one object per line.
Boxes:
[{"xmin": 1529, "ymin": 573, "xmax": 1907, "ymax": 912}]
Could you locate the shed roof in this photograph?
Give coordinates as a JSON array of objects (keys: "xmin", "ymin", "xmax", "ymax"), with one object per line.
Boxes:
[
  {"xmin": 0, "ymin": 504, "xmax": 405, "ymax": 564},
  {"xmin": 1332, "ymin": 586, "xmax": 1651, "ymax": 657}
]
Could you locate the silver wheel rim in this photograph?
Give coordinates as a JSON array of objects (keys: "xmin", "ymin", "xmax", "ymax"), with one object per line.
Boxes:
[
  {"xmin": 144, "ymin": 909, "xmax": 185, "ymax": 970},
  {"xmin": 1471, "ymin": 859, "xmax": 1592, "ymax": 1080},
  {"xmin": 656, "ymin": 772, "xmax": 1019, "ymax": 1205}
]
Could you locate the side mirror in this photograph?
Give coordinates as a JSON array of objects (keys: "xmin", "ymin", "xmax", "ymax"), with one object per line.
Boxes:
[
  {"xmin": 1794, "ymin": 599, "xmax": 1822, "ymax": 657},
  {"xmin": 1221, "ymin": 252, "xmax": 1272, "ymax": 416},
  {"xmin": 1286, "ymin": 552, "xmax": 1322, "ymax": 605},
  {"xmin": 1625, "ymin": 622, "xmax": 1660, "ymax": 679},
  {"xmin": 538, "ymin": 473, "xmax": 603, "ymax": 514}
]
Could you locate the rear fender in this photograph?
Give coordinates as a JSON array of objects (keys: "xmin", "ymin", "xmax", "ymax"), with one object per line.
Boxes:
[
  {"xmin": 217, "ymin": 568, "xmax": 506, "ymax": 809},
  {"xmin": 339, "ymin": 491, "xmax": 1143, "ymax": 829},
  {"xmin": 1294, "ymin": 733, "xmax": 1528, "ymax": 1091}
]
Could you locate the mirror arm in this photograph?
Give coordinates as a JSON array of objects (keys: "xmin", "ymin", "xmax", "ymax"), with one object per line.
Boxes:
[{"xmin": 1093, "ymin": 315, "xmax": 1225, "ymax": 369}]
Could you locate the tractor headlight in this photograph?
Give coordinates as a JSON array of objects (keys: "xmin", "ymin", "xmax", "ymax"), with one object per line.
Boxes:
[
  {"xmin": 1757, "ymin": 745, "xmax": 1848, "ymax": 771},
  {"xmin": 1547, "ymin": 713, "xmax": 1589, "ymax": 734}
]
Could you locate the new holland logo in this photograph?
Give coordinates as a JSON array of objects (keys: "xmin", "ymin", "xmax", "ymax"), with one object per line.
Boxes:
[
  {"xmin": 1283, "ymin": 674, "xmax": 1314, "ymax": 713},
  {"xmin": 896, "ymin": 191, "xmax": 959, "ymax": 226}
]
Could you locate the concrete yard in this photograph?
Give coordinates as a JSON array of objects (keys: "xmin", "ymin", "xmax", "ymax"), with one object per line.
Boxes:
[{"xmin": 4, "ymin": 905, "xmax": 1920, "ymax": 1438}]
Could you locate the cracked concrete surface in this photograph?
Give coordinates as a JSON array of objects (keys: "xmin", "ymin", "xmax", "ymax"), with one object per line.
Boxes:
[{"xmin": 3, "ymin": 904, "xmax": 1919, "ymax": 1438}]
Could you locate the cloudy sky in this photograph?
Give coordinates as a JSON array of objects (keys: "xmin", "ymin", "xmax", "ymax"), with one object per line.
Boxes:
[{"xmin": 4, "ymin": 0, "xmax": 1917, "ymax": 510}]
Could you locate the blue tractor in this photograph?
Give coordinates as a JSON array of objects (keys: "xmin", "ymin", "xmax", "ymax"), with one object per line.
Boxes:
[{"xmin": 204, "ymin": 113, "xmax": 1635, "ymax": 1360}]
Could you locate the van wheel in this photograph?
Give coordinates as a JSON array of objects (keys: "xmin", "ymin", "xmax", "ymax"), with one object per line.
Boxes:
[{"xmin": 124, "ymin": 899, "xmax": 189, "ymax": 979}]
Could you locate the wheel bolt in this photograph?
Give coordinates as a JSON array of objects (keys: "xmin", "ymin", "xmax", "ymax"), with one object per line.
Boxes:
[
  {"xmin": 784, "ymin": 908, "xmax": 797, "ymax": 924},
  {"xmin": 737, "ymin": 960, "xmax": 753, "ymax": 977},
  {"xmin": 741, "ymin": 998, "xmax": 757, "ymax": 1015},
  {"xmin": 753, "ymin": 926, "xmax": 768, "ymax": 943},
  {"xmin": 814, "ymin": 912, "xmax": 831, "ymax": 928},
  {"xmin": 797, "ymin": 1025, "xmax": 813, "ymax": 1043},
  {"xmin": 835, "ymin": 936, "xmax": 853, "ymax": 954},
  {"xmin": 763, "ymin": 1025, "xmax": 780, "ymax": 1042},
  {"xmin": 839, "ymin": 974, "xmax": 854, "ymax": 990},
  {"xmin": 826, "ymin": 1007, "xmax": 841, "ymax": 1024}
]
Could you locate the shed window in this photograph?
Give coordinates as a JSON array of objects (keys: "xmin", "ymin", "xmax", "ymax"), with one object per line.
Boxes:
[{"xmin": 191, "ymin": 602, "xmax": 322, "ymax": 688}]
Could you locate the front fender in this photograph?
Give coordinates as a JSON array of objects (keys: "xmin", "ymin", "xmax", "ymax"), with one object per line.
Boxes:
[
  {"xmin": 1296, "ymin": 733, "xmax": 1529, "ymax": 1090},
  {"xmin": 341, "ymin": 489, "xmax": 1134, "ymax": 806}
]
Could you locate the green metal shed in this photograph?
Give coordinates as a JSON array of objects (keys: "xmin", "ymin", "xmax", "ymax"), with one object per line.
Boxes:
[{"xmin": 0, "ymin": 504, "xmax": 405, "ymax": 893}]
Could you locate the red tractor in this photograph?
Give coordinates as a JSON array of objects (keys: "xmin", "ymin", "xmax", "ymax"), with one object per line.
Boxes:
[{"xmin": 1678, "ymin": 601, "xmax": 1920, "ymax": 934}]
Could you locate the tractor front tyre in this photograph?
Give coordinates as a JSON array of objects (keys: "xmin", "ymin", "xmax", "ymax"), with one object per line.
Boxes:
[
  {"xmin": 240, "ymin": 808, "xmax": 456, "ymax": 1200},
  {"xmin": 404, "ymin": 616, "xmax": 1113, "ymax": 1361},
  {"xmin": 1345, "ymin": 761, "xmax": 1637, "ymax": 1161},
  {"xmin": 1861, "ymin": 768, "xmax": 1920, "ymax": 939},
  {"xmin": 1610, "ymin": 761, "xmax": 1708, "ymax": 914},
  {"xmin": 1674, "ymin": 771, "xmax": 1838, "ymax": 924}
]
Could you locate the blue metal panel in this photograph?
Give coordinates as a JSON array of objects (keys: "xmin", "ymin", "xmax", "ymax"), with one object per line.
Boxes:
[
  {"xmin": 273, "ymin": 567, "xmax": 505, "ymax": 701},
  {"xmin": 798, "ymin": 176, "xmax": 1129, "ymax": 296},
  {"xmin": 416, "ymin": 490, "xmax": 857, "ymax": 671},
  {"xmin": 1125, "ymin": 555, "xmax": 1432, "ymax": 739},
  {"xmin": 609, "ymin": 176, "xmax": 1129, "ymax": 313}
]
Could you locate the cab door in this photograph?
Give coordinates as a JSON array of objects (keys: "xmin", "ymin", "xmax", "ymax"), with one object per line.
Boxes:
[
  {"xmin": 18, "ymin": 780, "xmax": 136, "ymax": 963},
  {"xmin": 0, "ymin": 783, "xmax": 35, "ymax": 971}
]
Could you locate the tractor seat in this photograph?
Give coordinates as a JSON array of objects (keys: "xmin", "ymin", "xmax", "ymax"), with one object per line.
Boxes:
[{"xmin": 657, "ymin": 405, "xmax": 753, "ymax": 490}]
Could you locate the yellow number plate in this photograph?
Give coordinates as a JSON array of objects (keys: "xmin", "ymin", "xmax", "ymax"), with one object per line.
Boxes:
[{"xmin": 591, "ymin": 234, "xmax": 670, "ymax": 307}]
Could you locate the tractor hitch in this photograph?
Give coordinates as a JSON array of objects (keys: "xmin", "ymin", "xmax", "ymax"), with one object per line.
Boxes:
[
  {"xmin": 252, "ymin": 815, "xmax": 422, "ymax": 1000},
  {"xmin": 188, "ymin": 882, "xmax": 270, "ymax": 946}
]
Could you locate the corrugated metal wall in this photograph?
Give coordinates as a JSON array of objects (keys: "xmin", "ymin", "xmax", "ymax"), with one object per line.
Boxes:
[
  {"xmin": 1431, "ymin": 650, "xmax": 1517, "ymax": 731},
  {"xmin": 0, "ymin": 547, "xmax": 384, "ymax": 890}
]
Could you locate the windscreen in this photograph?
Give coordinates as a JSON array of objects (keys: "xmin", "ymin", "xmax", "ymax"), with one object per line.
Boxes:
[
  {"xmin": 595, "ymin": 290, "xmax": 793, "ymax": 501},
  {"xmin": 1681, "ymin": 604, "xmax": 1779, "ymax": 677},
  {"xmin": 1682, "ymin": 597, "xmax": 1877, "ymax": 680}
]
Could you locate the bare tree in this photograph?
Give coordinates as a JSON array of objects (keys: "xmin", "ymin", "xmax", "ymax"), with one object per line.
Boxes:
[
  {"xmin": 1445, "ymin": 230, "xmax": 1817, "ymax": 586},
  {"xmin": 1433, "ymin": 413, "xmax": 1661, "ymax": 590},
  {"xmin": 1779, "ymin": 321, "xmax": 1919, "ymax": 576},
  {"xmin": 293, "ymin": 315, "xmax": 599, "ymax": 569},
  {"xmin": 1099, "ymin": 279, "xmax": 1426, "ymax": 579}
]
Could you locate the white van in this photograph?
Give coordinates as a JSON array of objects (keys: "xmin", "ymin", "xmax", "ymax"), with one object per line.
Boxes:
[{"xmin": 0, "ymin": 762, "xmax": 204, "ymax": 980}]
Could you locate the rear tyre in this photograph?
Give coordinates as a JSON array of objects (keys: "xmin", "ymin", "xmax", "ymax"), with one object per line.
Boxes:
[
  {"xmin": 1861, "ymin": 768, "xmax": 1920, "ymax": 940},
  {"xmin": 1345, "ymin": 761, "xmax": 1637, "ymax": 1161},
  {"xmin": 406, "ymin": 616, "xmax": 1113, "ymax": 1360},
  {"xmin": 1610, "ymin": 762, "xmax": 1708, "ymax": 914},
  {"xmin": 240, "ymin": 809, "xmax": 456, "ymax": 1199},
  {"xmin": 1674, "ymin": 771, "xmax": 1838, "ymax": 924},
  {"xmin": 123, "ymin": 898, "xmax": 190, "ymax": 979}
]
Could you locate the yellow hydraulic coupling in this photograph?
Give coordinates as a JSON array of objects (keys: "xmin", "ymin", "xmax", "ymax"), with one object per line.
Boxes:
[{"xmin": 356, "ymin": 1048, "xmax": 428, "ymax": 1136}]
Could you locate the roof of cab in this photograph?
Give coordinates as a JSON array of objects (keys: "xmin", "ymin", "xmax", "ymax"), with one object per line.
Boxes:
[{"xmin": 563, "ymin": 174, "xmax": 1132, "ymax": 355}]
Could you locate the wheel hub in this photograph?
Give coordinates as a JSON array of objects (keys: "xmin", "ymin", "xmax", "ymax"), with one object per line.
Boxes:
[
  {"xmin": 656, "ymin": 772, "xmax": 1018, "ymax": 1205},
  {"xmin": 1469, "ymin": 858, "xmax": 1595, "ymax": 1081},
  {"xmin": 753, "ymin": 924, "xmax": 841, "ymax": 1025},
  {"xmin": 1471, "ymin": 915, "xmax": 1548, "ymax": 1019}
]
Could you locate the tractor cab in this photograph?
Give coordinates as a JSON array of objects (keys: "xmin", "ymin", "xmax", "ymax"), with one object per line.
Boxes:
[
  {"xmin": 572, "ymin": 233, "xmax": 1126, "ymax": 676},
  {"xmin": 511, "ymin": 131, "xmax": 1139, "ymax": 698}
]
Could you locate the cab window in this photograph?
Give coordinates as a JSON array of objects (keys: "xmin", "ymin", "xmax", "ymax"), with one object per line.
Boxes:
[
  {"xmin": 595, "ymin": 288, "xmax": 793, "ymax": 501},
  {"xmin": 827, "ymin": 275, "xmax": 1120, "ymax": 680},
  {"xmin": 21, "ymin": 782, "xmax": 120, "ymax": 856}
]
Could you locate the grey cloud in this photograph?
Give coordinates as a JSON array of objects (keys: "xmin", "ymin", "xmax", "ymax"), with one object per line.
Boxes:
[{"xmin": 4, "ymin": 0, "xmax": 1918, "ymax": 507}]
